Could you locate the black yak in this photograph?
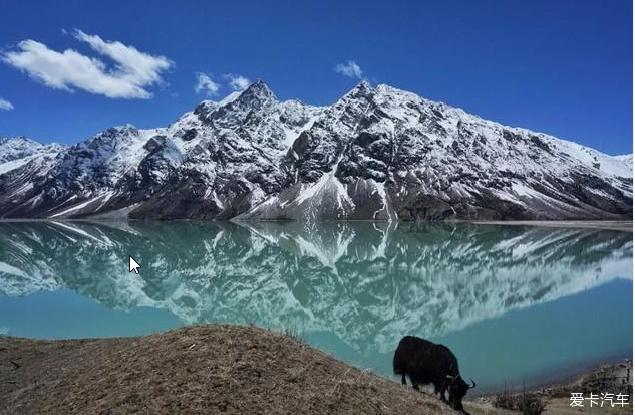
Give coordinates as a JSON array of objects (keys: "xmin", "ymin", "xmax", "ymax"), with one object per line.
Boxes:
[{"xmin": 393, "ymin": 336, "xmax": 476, "ymax": 412}]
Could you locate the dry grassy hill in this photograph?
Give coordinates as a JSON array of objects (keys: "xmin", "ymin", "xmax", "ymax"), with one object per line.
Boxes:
[{"xmin": 0, "ymin": 325, "xmax": 630, "ymax": 414}]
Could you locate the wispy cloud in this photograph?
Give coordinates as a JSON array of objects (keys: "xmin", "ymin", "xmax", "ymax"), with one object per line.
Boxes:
[
  {"xmin": 194, "ymin": 72, "xmax": 221, "ymax": 96},
  {"xmin": 223, "ymin": 73, "xmax": 250, "ymax": 91},
  {"xmin": 1, "ymin": 29, "xmax": 173, "ymax": 99},
  {"xmin": 334, "ymin": 60, "xmax": 363, "ymax": 79},
  {"xmin": 0, "ymin": 98, "xmax": 13, "ymax": 111}
]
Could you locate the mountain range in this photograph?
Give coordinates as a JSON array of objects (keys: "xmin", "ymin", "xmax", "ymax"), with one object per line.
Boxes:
[{"xmin": 0, "ymin": 81, "xmax": 631, "ymax": 220}]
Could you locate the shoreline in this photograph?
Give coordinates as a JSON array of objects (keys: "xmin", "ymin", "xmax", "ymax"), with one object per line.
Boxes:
[
  {"xmin": 471, "ymin": 220, "xmax": 633, "ymax": 232},
  {"xmin": 473, "ymin": 359, "xmax": 633, "ymax": 414},
  {"xmin": 1, "ymin": 325, "xmax": 632, "ymax": 414},
  {"xmin": 468, "ymin": 352, "xmax": 633, "ymax": 397},
  {"xmin": 0, "ymin": 217, "xmax": 632, "ymax": 229}
]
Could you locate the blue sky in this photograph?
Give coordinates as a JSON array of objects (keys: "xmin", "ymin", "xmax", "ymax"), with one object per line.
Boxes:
[{"xmin": 0, "ymin": 0, "xmax": 632, "ymax": 155}]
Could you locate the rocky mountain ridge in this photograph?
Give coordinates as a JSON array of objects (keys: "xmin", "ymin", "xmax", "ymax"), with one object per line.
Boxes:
[{"xmin": 0, "ymin": 81, "xmax": 631, "ymax": 220}]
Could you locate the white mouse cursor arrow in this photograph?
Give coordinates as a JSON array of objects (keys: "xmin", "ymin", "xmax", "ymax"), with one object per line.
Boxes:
[{"xmin": 128, "ymin": 256, "xmax": 141, "ymax": 274}]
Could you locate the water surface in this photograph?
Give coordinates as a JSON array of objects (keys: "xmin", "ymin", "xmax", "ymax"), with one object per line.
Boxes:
[{"xmin": 0, "ymin": 220, "xmax": 631, "ymax": 392}]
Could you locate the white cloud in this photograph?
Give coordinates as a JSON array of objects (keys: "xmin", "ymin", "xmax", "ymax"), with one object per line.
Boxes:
[
  {"xmin": 194, "ymin": 72, "xmax": 221, "ymax": 96},
  {"xmin": 0, "ymin": 98, "xmax": 13, "ymax": 111},
  {"xmin": 224, "ymin": 73, "xmax": 250, "ymax": 91},
  {"xmin": 1, "ymin": 29, "xmax": 173, "ymax": 99},
  {"xmin": 335, "ymin": 60, "xmax": 363, "ymax": 79}
]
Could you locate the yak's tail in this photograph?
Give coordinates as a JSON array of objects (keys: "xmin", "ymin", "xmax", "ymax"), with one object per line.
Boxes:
[
  {"xmin": 393, "ymin": 348, "xmax": 403, "ymax": 374},
  {"xmin": 393, "ymin": 337, "xmax": 410, "ymax": 374}
]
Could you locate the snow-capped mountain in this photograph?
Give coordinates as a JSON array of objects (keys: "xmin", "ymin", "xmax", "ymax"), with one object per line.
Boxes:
[
  {"xmin": 0, "ymin": 137, "xmax": 66, "ymax": 208},
  {"xmin": 0, "ymin": 81, "xmax": 631, "ymax": 220},
  {"xmin": 0, "ymin": 136, "xmax": 65, "ymax": 175},
  {"xmin": 0, "ymin": 221, "xmax": 631, "ymax": 352}
]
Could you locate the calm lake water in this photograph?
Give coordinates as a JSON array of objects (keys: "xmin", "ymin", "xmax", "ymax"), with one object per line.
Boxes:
[{"xmin": 0, "ymin": 220, "xmax": 631, "ymax": 392}]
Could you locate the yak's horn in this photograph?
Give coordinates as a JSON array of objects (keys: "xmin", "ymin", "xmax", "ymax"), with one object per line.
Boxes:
[{"xmin": 469, "ymin": 378, "xmax": 476, "ymax": 388}]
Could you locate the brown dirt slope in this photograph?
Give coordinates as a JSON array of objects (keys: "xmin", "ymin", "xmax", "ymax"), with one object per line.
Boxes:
[
  {"xmin": 0, "ymin": 325, "xmax": 485, "ymax": 415},
  {"xmin": 1, "ymin": 325, "xmax": 630, "ymax": 414}
]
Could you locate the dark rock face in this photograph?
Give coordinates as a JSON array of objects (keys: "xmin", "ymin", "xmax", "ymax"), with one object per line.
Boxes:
[{"xmin": 0, "ymin": 81, "xmax": 632, "ymax": 220}]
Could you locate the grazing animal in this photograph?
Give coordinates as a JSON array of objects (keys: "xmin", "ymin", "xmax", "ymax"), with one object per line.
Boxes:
[{"xmin": 393, "ymin": 336, "xmax": 476, "ymax": 412}]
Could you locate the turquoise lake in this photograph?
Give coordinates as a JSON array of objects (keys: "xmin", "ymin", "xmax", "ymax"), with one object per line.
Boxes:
[{"xmin": 0, "ymin": 221, "xmax": 631, "ymax": 393}]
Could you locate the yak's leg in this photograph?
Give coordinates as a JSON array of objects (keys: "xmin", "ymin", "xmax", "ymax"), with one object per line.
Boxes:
[
  {"xmin": 409, "ymin": 376, "xmax": 420, "ymax": 391},
  {"xmin": 401, "ymin": 374, "xmax": 406, "ymax": 386},
  {"xmin": 435, "ymin": 384, "xmax": 448, "ymax": 402},
  {"xmin": 439, "ymin": 380, "xmax": 449, "ymax": 403}
]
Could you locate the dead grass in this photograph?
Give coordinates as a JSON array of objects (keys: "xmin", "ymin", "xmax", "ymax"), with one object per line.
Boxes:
[
  {"xmin": 1, "ymin": 326, "xmax": 629, "ymax": 415},
  {"xmin": 0, "ymin": 325, "xmax": 463, "ymax": 415},
  {"xmin": 494, "ymin": 391, "xmax": 546, "ymax": 415}
]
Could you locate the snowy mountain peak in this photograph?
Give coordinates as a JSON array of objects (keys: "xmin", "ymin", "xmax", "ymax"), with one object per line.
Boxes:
[
  {"xmin": 342, "ymin": 80, "xmax": 374, "ymax": 99},
  {"xmin": 0, "ymin": 81, "xmax": 631, "ymax": 220},
  {"xmin": 99, "ymin": 124, "xmax": 138, "ymax": 137},
  {"xmin": 355, "ymin": 79, "xmax": 372, "ymax": 90},
  {"xmin": 0, "ymin": 136, "xmax": 44, "ymax": 163},
  {"xmin": 0, "ymin": 136, "xmax": 36, "ymax": 146},
  {"xmin": 0, "ymin": 136, "xmax": 65, "ymax": 161},
  {"xmin": 190, "ymin": 84, "xmax": 276, "ymax": 122},
  {"xmin": 0, "ymin": 136, "xmax": 64, "ymax": 181},
  {"xmin": 240, "ymin": 79, "xmax": 277, "ymax": 101}
]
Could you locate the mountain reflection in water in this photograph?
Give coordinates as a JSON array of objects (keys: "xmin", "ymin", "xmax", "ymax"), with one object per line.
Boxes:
[{"xmin": 0, "ymin": 221, "xmax": 631, "ymax": 391}]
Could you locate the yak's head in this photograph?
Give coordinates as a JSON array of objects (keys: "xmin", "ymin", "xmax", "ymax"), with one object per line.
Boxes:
[{"xmin": 446, "ymin": 375, "xmax": 476, "ymax": 412}]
